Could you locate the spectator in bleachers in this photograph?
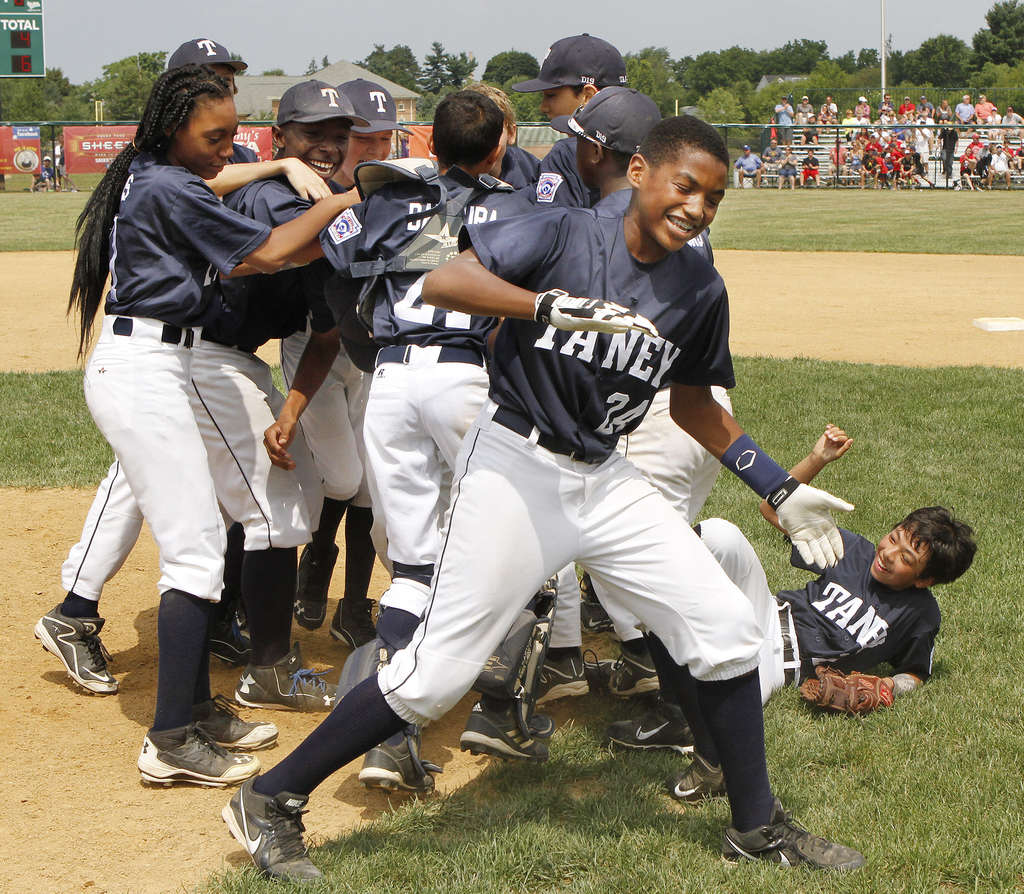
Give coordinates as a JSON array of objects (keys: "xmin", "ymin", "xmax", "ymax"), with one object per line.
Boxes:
[
  {"xmin": 913, "ymin": 117, "xmax": 933, "ymax": 165},
  {"xmin": 956, "ymin": 95, "xmax": 976, "ymax": 126},
  {"xmin": 937, "ymin": 123, "xmax": 958, "ymax": 182},
  {"xmin": 898, "ymin": 96, "xmax": 916, "ymax": 116},
  {"xmin": 31, "ymin": 156, "xmax": 56, "ymax": 192},
  {"xmin": 879, "ymin": 92, "xmax": 895, "ymax": 117},
  {"xmin": 879, "ymin": 108, "xmax": 895, "ymax": 128},
  {"xmin": 800, "ymin": 146, "xmax": 819, "ymax": 186},
  {"xmin": 975, "ymin": 94, "xmax": 996, "ymax": 125},
  {"xmin": 734, "ymin": 145, "xmax": 763, "ymax": 188},
  {"xmin": 846, "ymin": 147, "xmax": 864, "ymax": 184},
  {"xmin": 963, "ymin": 133, "xmax": 985, "ymax": 176},
  {"xmin": 854, "ymin": 96, "xmax": 872, "ymax": 122},
  {"xmin": 935, "ymin": 98, "xmax": 954, "ymax": 124},
  {"xmin": 777, "ymin": 145, "xmax": 798, "ymax": 188},
  {"xmin": 796, "ymin": 94, "xmax": 815, "ymax": 121},
  {"xmin": 1010, "ymin": 144, "xmax": 1024, "ymax": 173},
  {"xmin": 820, "ymin": 95, "xmax": 838, "ymax": 121},
  {"xmin": 829, "ymin": 141, "xmax": 846, "ymax": 175},
  {"xmin": 1002, "ymin": 106, "xmax": 1022, "ymax": 139},
  {"xmin": 974, "ymin": 141, "xmax": 993, "ymax": 182},
  {"xmin": 918, "ymin": 95, "xmax": 935, "ymax": 118},
  {"xmin": 762, "ymin": 137, "xmax": 784, "ymax": 166},
  {"xmin": 958, "ymin": 152, "xmax": 977, "ymax": 190},
  {"xmin": 986, "ymin": 144, "xmax": 1012, "ymax": 189},
  {"xmin": 774, "ymin": 96, "xmax": 794, "ymax": 144}
]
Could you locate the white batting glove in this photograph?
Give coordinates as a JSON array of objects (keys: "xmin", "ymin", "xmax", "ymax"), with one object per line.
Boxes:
[
  {"xmin": 535, "ymin": 289, "xmax": 659, "ymax": 338},
  {"xmin": 774, "ymin": 481, "xmax": 854, "ymax": 569}
]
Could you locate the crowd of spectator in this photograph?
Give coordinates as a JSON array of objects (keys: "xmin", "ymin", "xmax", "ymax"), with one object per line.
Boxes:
[{"xmin": 739, "ymin": 92, "xmax": 1024, "ymax": 189}]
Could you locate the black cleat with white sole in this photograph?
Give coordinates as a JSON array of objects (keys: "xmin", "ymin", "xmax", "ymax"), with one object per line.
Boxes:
[
  {"xmin": 34, "ymin": 606, "xmax": 117, "ymax": 694},
  {"xmin": 138, "ymin": 724, "xmax": 259, "ymax": 787}
]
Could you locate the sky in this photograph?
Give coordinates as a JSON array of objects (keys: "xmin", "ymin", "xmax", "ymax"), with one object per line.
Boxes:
[{"xmin": 42, "ymin": 0, "xmax": 993, "ymax": 84}]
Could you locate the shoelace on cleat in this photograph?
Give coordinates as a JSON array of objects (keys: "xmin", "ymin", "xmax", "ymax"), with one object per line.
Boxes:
[
  {"xmin": 210, "ymin": 693, "xmax": 243, "ymax": 721},
  {"xmin": 189, "ymin": 726, "xmax": 233, "ymax": 759},
  {"xmin": 287, "ymin": 667, "xmax": 330, "ymax": 696},
  {"xmin": 268, "ymin": 804, "xmax": 311, "ymax": 861},
  {"xmin": 83, "ymin": 634, "xmax": 112, "ymax": 670}
]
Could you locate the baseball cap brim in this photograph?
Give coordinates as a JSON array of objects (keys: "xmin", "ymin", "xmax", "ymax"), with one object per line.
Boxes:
[
  {"xmin": 510, "ymin": 76, "xmax": 566, "ymax": 93},
  {"xmin": 548, "ymin": 114, "xmax": 574, "ymax": 135},
  {"xmin": 350, "ymin": 120, "xmax": 411, "ymax": 135},
  {"xmin": 284, "ymin": 110, "xmax": 371, "ymax": 127}
]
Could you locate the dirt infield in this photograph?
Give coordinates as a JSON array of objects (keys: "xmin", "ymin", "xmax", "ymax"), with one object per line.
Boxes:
[
  {"xmin": 2, "ymin": 249, "xmax": 1022, "ymax": 893},
  {"xmin": 3, "ymin": 250, "xmax": 1024, "ymax": 373}
]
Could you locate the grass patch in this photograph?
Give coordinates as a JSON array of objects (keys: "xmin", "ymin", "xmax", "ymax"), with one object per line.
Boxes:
[
  {"xmin": 0, "ymin": 187, "xmax": 1021, "ymax": 255},
  {"xmin": 710, "ymin": 189, "xmax": 1024, "ymax": 254},
  {"xmin": 7, "ymin": 357, "xmax": 1014, "ymax": 892}
]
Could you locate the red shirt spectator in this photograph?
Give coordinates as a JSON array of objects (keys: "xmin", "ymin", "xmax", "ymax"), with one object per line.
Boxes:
[
  {"xmin": 975, "ymin": 95, "xmax": 996, "ymax": 123},
  {"xmin": 898, "ymin": 97, "xmax": 916, "ymax": 116}
]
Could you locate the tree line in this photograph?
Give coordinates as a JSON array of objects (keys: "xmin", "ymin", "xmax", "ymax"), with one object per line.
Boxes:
[{"xmin": 1, "ymin": 0, "xmax": 1022, "ymax": 122}]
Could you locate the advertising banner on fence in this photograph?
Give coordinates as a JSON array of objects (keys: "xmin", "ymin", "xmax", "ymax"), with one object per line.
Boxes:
[
  {"xmin": 0, "ymin": 125, "xmax": 42, "ymax": 175},
  {"xmin": 233, "ymin": 125, "xmax": 273, "ymax": 161},
  {"xmin": 64, "ymin": 125, "xmax": 137, "ymax": 173}
]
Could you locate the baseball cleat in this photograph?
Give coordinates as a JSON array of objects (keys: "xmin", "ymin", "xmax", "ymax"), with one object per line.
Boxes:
[
  {"xmin": 193, "ymin": 695, "xmax": 278, "ymax": 751},
  {"xmin": 460, "ymin": 702, "xmax": 548, "ymax": 761},
  {"xmin": 208, "ymin": 609, "xmax": 251, "ymax": 666},
  {"xmin": 595, "ymin": 647, "xmax": 659, "ymax": 697},
  {"xmin": 579, "ymin": 572, "xmax": 614, "ymax": 634},
  {"xmin": 668, "ymin": 753, "xmax": 726, "ymax": 803},
  {"xmin": 138, "ymin": 724, "xmax": 259, "ymax": 787},
  {"xmin": 359, "ymin": 734, "xmax": 440, "ymax": 794},
  {"xmin": 721, "ymin": 797, "xmax": 866, "ymax": 871},
  {"xmin": 536, "ymin": 650, "xmax": 589, "ymax": 705},
  {"xmin": 329, "ymin": 597, "xmax": 377, "ymax": 649},
  {"xmin": 34, "ymin": 605, "xmax": 117, "ymax": 694},
  {"xmin": 293, "ymin": 544, "xmax": 338, "ymax": 630},
  {"xmin": 222, "ymin": 778, "xmax": 322, "ymax": 882},
  {"xmin": 605, "ymin": 698, "xmax": 694, "ymax": 754},
  {"xmin": 235, "ymin": 643, "xmax": 334, "ymax": 712}
]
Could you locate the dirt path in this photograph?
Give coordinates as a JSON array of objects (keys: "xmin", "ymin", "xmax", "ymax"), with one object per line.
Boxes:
[
  {"xmin": 2, "ymin": 248, "xmax": 1021, "ymax": 893},
  {"xmin": 3, "ymin": 251, "xmax": 1023, "ymax": 373}
]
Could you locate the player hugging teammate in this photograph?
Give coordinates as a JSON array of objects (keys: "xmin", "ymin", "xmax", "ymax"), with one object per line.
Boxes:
[{"xmin": 34, "ymin": 30, "xmax": 980, "ymax": 888}]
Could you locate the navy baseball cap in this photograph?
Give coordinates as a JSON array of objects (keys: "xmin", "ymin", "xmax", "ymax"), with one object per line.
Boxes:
[
  {"xmin": 511, "ymin": 34, "xmax": 627, "ymax": 92},
  {"xmin": 277, "ymin": 80, "xmax": 369, "ymax": 127},
  {"xmin": 550, "ymin": 87, "xmax": 660, "ymax": 156},
  {"xmin": 338, "ymin": 79, "xmax": 411, "ymax": 134},
  {"xmin": 167, "ymin": 38, "xmax": 247, "ymax": 73}
]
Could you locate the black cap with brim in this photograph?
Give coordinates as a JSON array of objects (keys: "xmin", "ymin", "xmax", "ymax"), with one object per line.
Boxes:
[
  {"xmin": 167, "ymin": 38, "xmax": 247, "ymax": 73},
  {"xmin": 549, "ymin": 87, "xmax": 661, "ymax": 155},
  {"xmin": 338, "ymin": 79, "xmax": 412, "ymax": 135},
  {"xmin": 511, "ymin": 33, "xmax": 626, "ymax": 93},
  {"xmin": 277, "ymin": 80, "xmax": 370, "ymax": 127}
]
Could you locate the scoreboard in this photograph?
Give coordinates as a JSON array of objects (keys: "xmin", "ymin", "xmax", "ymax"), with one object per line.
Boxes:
[{"xmin": 1, "ymin": 0, "xmax": 44, "ymax": 78}]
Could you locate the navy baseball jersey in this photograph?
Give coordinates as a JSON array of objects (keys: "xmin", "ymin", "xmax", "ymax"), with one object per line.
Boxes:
[
  {"xmin": 320, "ymin": 166, "xmax": 533, "ymax": 352},
  {"xmin": 210, "ymin": 176, "xmax": 336, "ymax": 349},
  {"xmin": 104, "ymin": 153, "xmax": 270, "ymax": 327},
  {"xmin": 535, "ymin": 137, "xmax": 600, "ymax": 207},
  {"xmin": 465, "ymin": 205, "xmax": 734, "ymax": 461},
  {"xmin": 594, "ymin": 188, "xmax": 714, "ymax": 265},
  {"xmin": 500, "ymin": 144, "xmax": 541, "ymax": 190},
  {"xmin": 779, "ymin": 529, "xmax": 941, "ymax": 679}
]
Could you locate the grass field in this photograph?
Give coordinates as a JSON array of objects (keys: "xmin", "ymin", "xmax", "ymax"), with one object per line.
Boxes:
[
  {"xmin": 0, "ymin": 184, "xmax": 1021, "ymax": 254},
  {"xmin": 6, "ymin": 357, "xmax": 1023, "ymax": 892}
]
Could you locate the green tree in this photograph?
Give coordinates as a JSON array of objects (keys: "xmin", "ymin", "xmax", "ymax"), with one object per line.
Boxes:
[
  {"xmin": 304, "ymin": 57, "xmax": 317, "ymax": 75},
  {"xmin": 624, "ymin": 47, "xmax": 684, "ymax": 115},
  {"xmin": 358, "ymin": 45, "xmax": 420, "ymax": 92},
  {"xmin": 87, "ymin": 52, "xmax": 166, "ymax": 120},
  {"xmin": 902, "ymin": 35, "xmax": 971, "ymax": 84},
  {"xmin": 683, "ymin": 46, "xmax": 761, "ymax": 94},
  {"xmin": 857, "ymin": 48, "xmax": 880, "ymax": 69},
  {"xmin": 321, "ymin": 55, "xmax": 329, "ymax": 69},
  {"xmin": 0, "ymin": 67, "xmax": 90, "ymax": 121},
  {"xmin": 482, "ymin": 50, "xmax": 539, "ymax": 84},
  {"xmin": 505, "ymin": 81, "xmax": 542, "ymax": 121},
  {"xmin": 261, "ymin": 68, "xmax": 286, "ymax": 76},
  {"xmin": 972, "ymin": 0, "xmax": 1024, "ymax": 66},
  {"xmin": 419, "ymin": 42, "xmax": 450, "ymax": 93},
  {"xmin": 764, "ymin": 39, "xmax": 829, "ymax": 74},
  {"xmin": 698, "ymin": 87, "xmax": 743, "ymax": 122},
  {"xmin": 445, "ymin": 51, "xmax": 477, "ymax": 88}
]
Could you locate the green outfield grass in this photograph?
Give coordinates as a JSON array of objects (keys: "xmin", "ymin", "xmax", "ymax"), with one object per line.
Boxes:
[
  {"xmin": 6, "ymin": 357, "xmax": 1022, "ymax": 893},
  {"xmin": 0, "ymin": 186, "xmax": 1021, "ymax": 254}
]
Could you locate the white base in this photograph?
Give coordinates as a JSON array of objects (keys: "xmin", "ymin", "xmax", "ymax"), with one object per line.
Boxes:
[{"xmin": 972, "ymin": 317, "xmax": 1024, "ymax": 332}]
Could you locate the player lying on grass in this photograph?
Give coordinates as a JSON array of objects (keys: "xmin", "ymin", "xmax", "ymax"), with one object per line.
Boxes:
[
  {"xmin": 609, "ymin": 425, "xmax": 977, "ymax": 802},
  {"xmin": 222, "ymin": 115, "xmax": 867, "ymax": 880}
]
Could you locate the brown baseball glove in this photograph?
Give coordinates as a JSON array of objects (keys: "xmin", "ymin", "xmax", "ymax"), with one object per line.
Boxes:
[{"xmin": 799, "ymin": 666, "xmax": 895, "ymax": 715}]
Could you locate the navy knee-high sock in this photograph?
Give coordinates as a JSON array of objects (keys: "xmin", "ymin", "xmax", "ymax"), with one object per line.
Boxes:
[
  {"xmin": 211, "ymin": 522, "xmax": 245, "ymax": 628},
  {"xmin": 645, "ymin": 634, "xmax": 719, "ymax": 764},
  {"xmin": 310, "ymin": 497, "xmax": 349, "ymax": 556},
  {"xmin": 61, "ymin": 592, "xmax": 101, "ymax": 618},
  {"xmin": 241, "ymin": 546, "xmax": 296, "ymax": 666},
  {"xmin": 254, "ymin": 676, "xmax": 405, "ymax": 797},
  {"xmin": 695, "ymin": 670, "xmax": 775, "ymax": 832},
  {"xmin": 152, "ymin": 589, "xmax": 213, "ymax": 733},
  {"xmin": 343, "ymin": 505, "xmax": 376, "ymax": 604}
]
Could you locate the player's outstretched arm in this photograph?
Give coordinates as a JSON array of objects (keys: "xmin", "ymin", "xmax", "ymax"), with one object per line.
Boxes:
[
  {"xmin": 264, "ymin": 329, "xmax": 340, "ymax": 470},
  {"xmin": 238, "ymin": 192, "xmax": 353, "ymax": 274},
  {"xmin": 422, "ymin": 250, "xmax": 658, "ymax": 337},
  {"xmin": 669, "ymin": 384, "xmax": 853, "ymax": 567},
  {"xmin": 760, "ymin": 424, "xmax": 853, "ymax": 531},
  {"xmin": 206, "ymin": 157, "xmax": 335, "ymax": 201}
]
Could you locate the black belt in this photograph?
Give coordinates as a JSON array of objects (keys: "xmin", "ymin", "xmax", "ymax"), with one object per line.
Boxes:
[
  {"xmin": 492, "ymin": 405, "xmax": 603, "ymax": 463},
  {"xmin": 376, "ymin": 344, "xmax": 484, "ymax": 367},
  {"xmin": 111, "ymin": 316, "xmax": 194, "ymax": 348},
  {"xmin": 202, "ymin": 332, "xmax": 256, "ymax": 354}
]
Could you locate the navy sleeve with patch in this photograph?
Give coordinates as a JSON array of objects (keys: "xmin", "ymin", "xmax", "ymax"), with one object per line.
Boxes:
[{"xmin": 537, "ymin": 138, "xmax": 599, "ymax": 208}]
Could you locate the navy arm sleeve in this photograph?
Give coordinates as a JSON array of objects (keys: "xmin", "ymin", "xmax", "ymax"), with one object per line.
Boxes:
[
  {"xmin": 464, "ymin": 208, "xmax": 571, "ymax": 287},
  {"xmin": 171, "ymin": 180, "xmax": 271, "ymax": 275}
]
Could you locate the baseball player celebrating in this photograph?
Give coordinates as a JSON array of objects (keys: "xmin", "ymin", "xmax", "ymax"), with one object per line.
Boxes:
[
  {"xmin": 223, "ymin": 115, "xmax": 864, "ymax": 880},
  {"xmin": 512, "ymin": 33, "xmax": 629, "ymax": 208},
  {"xmin": 287, "ymin": 78, "xmax": 411, "ymax": 649}
]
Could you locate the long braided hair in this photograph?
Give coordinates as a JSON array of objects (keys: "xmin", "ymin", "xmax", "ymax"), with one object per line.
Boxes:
[{"xmin": 69, "ymin": 64, "xmax": 233, "ymax": 356}]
